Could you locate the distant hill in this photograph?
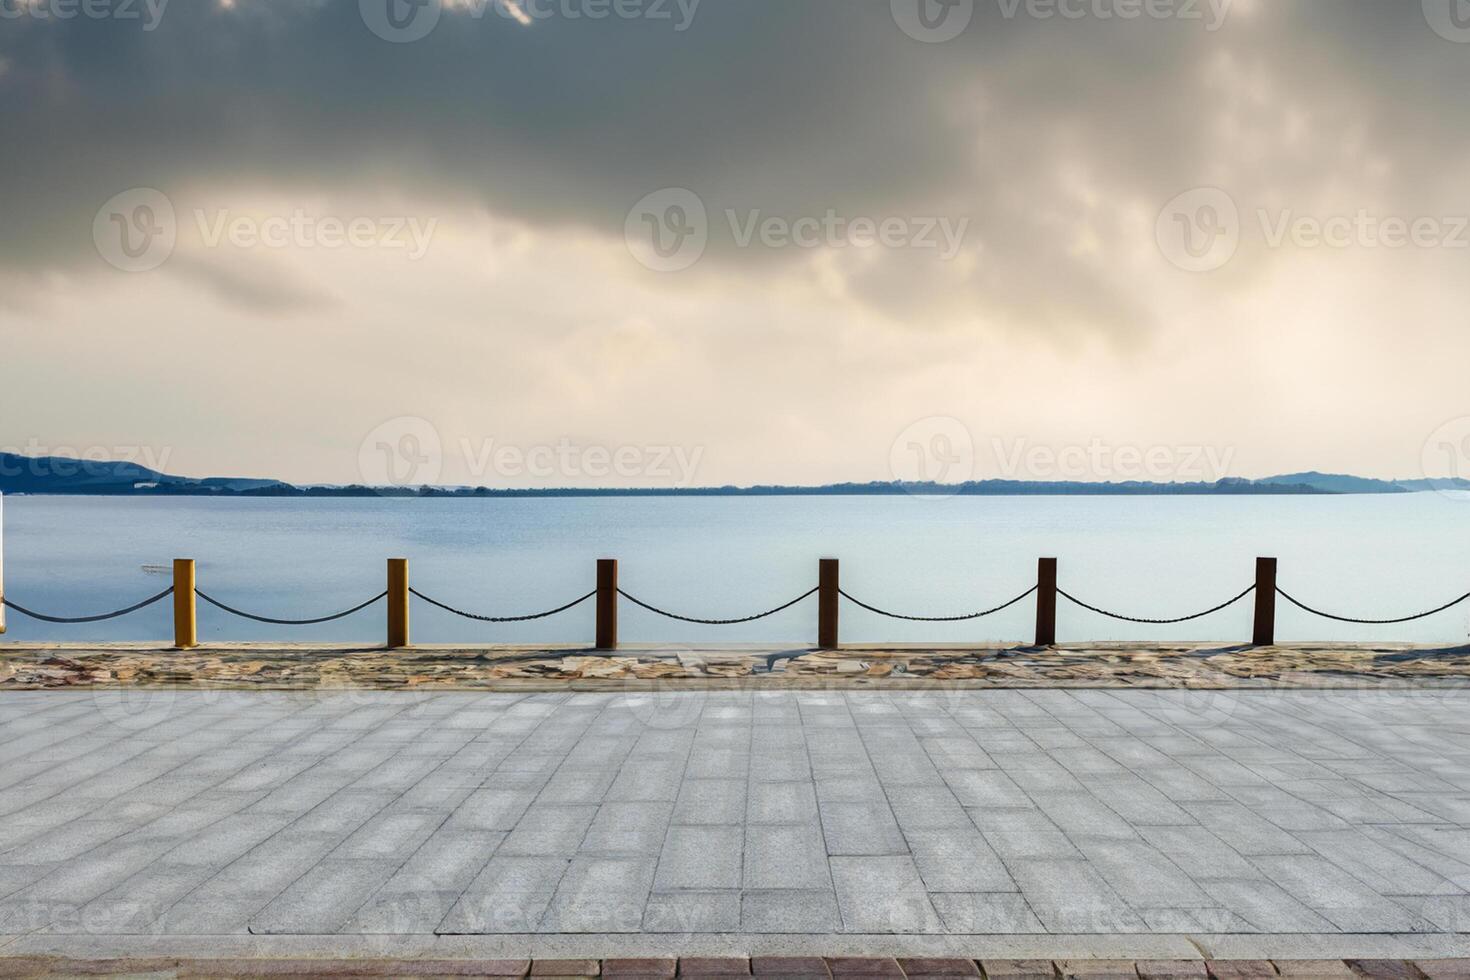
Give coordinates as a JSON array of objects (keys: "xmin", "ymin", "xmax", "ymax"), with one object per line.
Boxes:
[
  {"xmin": 1258, "ymin": 471, "xmax": 1470, "ymax": 494},
  {"xmin": 6, "ymin": 451, "xmax": 1467, "ymax": 497},
  {"xmin": 0, "ymin": 454, "xmax": 292, "ymax": 496}
]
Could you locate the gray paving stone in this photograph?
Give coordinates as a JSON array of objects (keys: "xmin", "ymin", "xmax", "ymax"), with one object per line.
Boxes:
[
  {"xmin": 930, "ymin": 892, "xmax": 1046, "ymax": 933},
  {"xmin": 539, "ymin": 856, "xmax": 658, "ymax": 933},
  {"xmin": 944, "ymin": 770, "xmax": 1031, "ymax": 808},
  {"xmin": 654, "ymin": 826, "xmax": 742, "ymax": 890},
  {"xmin": 674, "ymin": 780, "xmax": 747, "ymax": 826},
  {"xmin": 820, "ymin": 802, "xmax": 907, "ymax": 856},
  {"xmin": 741, "ymin": 888, "xmax": 843, "ymax": 933},
  {"xmin": 1005, "ymin": 860, "xmax": 1146, "ymax": 933},
  {"xmin": 439, "ymin": 855, "xmax": 570, "ymax": 934},
  {"xmin": 645, "ymin": 890, "xmax": 742, "ymax": 933},
  {"xmin": 499, "ymin": 805, "xmax": 598, "ymax": 857},
  {"xmin": 748, "ymin": 781, "xmax": 820, "ymax": 824},
  {"xmin": 249, "ymin": 858, "xmax": 400, "ymax": 934},
  {"xmin": 5, "ymin": 689, "xmax": 1470, "ymax": 940},
  {"xmin": 830, "ymin": 856, "xmax": 944, "ymax": 934},
  {"xmin": 1136, "ymin": 826, "xmax": 1261, "ymax": 880},
  {"xmin": 1074, "ymin": 839, "xmax": 1212, "ymax": 908},
  {"xmin": 1199, "ymin": 879, "xmax": 1339, "ymax": 933},
  {"xmin": 744, "ymin": 823, "xmax": 830, "ymax": 890},
  {"xmin": 582, "ymin": 802, "xmax": 674, "ymax": 855},
  {"xmin": 906, "ymin": 828, "xmax": 1017, "ymax": 892}
]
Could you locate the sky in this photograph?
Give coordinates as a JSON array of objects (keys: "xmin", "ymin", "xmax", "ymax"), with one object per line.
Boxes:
[{"xmin": 2, "ymin": 0, "xmax": 1470, "ymax": 489}]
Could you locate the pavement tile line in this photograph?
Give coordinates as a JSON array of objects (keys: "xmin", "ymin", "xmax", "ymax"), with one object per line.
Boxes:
[
  {"xmin": 0, "ymin": 955, "xmax": 1468, "ymax": 979},
  {"xmin": 1, "ymin": 691, "xmax": 1469, "ymax": 940}
]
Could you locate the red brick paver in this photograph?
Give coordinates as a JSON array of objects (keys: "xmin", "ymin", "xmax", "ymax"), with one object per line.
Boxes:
[
  {"xmin": 1208, "ymin": 964, "xmax": 1278, "ymax": 980},
  {"xmin": 898, "ymin": 958, "xmax": 980, "ymax": 977},
  {"xmin": 1346, "ymin": 964, "xmax": 1424, "ymax": 980},
  {"xmin": 980, "ymin": 961, "xmax": 1060, "ymax": 980},
  {"xmin": 604, "ymin": 959, "xmax": 678, "ymax": 978},
  {"xmin": 1415, "ymin": 963, "xmax": 1470, "ymax": 980},
  {"xmin": 1059, "ymin": 961, "xmax": 1139, "ymax": 980},
  {"xmin": 1137, "ymin": 961, "xmax": 1208, "ymax": 980},
  {"xmin": 752, "ymin": 956, "xmax": 832, "ymax": 978},
  {"xmin": 680, "ymin": 958, "xmax": 753, "ymax": 977},
  {"xmin": 827, "ymin": 958, "xmax": 906, "ymax": 978},
  {"xmin": 1273, "ymin": 964, "xmax": 1355, "ymax": 978},
  {"xmin": 532, "ymin": 959, "xmax": 602, "ymax": 978}
]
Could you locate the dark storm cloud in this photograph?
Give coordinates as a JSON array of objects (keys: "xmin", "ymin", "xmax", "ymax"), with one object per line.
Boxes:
[{"xmin": 2, "ymin": 0, "xmax": 1467, "ymax": 334}]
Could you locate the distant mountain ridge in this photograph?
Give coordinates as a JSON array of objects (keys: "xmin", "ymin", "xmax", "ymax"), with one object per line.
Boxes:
[{"xmin": 3, "ymin": 453, "xmax": 1466, "ymax": 498}]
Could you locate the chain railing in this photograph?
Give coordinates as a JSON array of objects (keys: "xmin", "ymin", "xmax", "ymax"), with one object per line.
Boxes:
[{"xmin": 3, "ymin": 556, "xmax": 1465, "ymax": 650}]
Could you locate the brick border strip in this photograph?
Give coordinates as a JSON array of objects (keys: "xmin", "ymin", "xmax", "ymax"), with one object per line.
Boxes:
[{"xmin": 0, "ymin": 957, "xmax": 1466, "ymax": 979}]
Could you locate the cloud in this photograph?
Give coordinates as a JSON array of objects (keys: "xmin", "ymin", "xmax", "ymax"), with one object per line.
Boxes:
[{"xmin": 2, "ymin": 1, "xmax": 1470, "ymax": 481}]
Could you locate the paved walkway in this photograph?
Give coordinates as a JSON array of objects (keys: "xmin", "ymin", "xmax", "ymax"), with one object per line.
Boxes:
[{"xmin": 0, "ymin": 690, "xmax": 1468, "ymax": 942}]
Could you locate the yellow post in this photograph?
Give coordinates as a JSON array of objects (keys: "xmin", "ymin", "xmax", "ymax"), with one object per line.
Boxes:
[
  {"xmin": 387, "ymin": 558, "xmax": 410, "ymax": 648},
  {"xmin": 173, "ymin": 559, "xmax": 197, "ymax": 649}
]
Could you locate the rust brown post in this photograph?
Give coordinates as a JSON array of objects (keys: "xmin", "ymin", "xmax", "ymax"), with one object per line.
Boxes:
[
  {"xmin": 173, "ymin": 559, "xmax": 197, "ymax": 650},
  {"xmin": 596, "ymin": 559, "xmax": 618, "ymax": 650},
  {"xmin": 818, "ymin": 558, "xmax": 839, "ymax": 649},
  {"xmin": 1035, "ymin": 557, "xmax": 1057, "ymax": 647},
  {"xmin": 387, "ymin": 558, "xmax": 410, "ymax": 648},
  {"xmin": 1253, "ymin": 557, "xmax": 1277, "ymax": 647}
]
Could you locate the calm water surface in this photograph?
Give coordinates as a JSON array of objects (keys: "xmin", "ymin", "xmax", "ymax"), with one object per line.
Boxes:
[{"xmin": 1, "ymin": 494, "xmax": 1468, "ymax": 645}]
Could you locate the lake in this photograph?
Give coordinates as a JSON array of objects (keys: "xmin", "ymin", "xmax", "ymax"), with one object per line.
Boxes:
[{"xmin": 1, "ymin": 494, "xmax": 1467, "ymax": 646}]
